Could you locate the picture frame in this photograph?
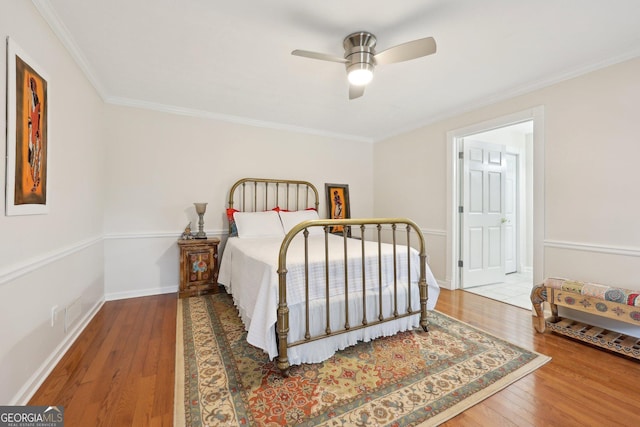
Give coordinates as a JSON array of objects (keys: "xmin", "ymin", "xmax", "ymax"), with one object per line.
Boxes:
[
  {"xmin": 5, "ymin": 37, "xmax": 49, "ymax": 215},
  {"xmin": 325, "ymin": 183, "xmax": 350, "ymax": 235}
]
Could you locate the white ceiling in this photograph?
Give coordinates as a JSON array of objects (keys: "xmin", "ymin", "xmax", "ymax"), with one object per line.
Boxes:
[{"xmin": 34, "ymin": 0, "xmax": 640, "ymax": 142}]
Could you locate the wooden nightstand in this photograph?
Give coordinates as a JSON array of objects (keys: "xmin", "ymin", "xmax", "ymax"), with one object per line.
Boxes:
[{"xmin": 177, "ymin": 237, "xmax": 220, "ymax": 298}]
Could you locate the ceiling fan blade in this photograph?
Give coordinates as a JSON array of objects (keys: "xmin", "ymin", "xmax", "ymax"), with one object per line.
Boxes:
[
  {"xmin": 291, "ymin": 49, "xmax": 347, "ymax": 63},
  {"xmin": 374, "ymin": 37, "xmax": 436, "ymax": 66},
  {"xmin": 349, "ymin": 84, "xmax": 365, "ymax": 100}
]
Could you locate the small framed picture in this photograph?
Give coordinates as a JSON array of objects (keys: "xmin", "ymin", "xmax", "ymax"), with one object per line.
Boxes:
[{"xmin": 325, "ymin": 183, "xmax": 350, "ymax": 235}]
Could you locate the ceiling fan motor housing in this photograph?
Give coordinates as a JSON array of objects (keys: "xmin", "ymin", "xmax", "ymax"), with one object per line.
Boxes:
[{"xmin": 344, "ymin": 32, "xmax": 377, "ymax": 85}]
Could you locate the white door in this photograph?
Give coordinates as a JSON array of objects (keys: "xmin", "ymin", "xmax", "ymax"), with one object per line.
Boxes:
[
  {"xmin": 461, "ymin": 139, "xmax": 506, "ymax": 288},
  {"xmin": 504, "ymin": 153, "xmax": 518, "ymax": 274}
]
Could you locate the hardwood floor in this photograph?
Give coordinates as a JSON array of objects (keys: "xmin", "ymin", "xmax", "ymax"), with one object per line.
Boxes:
[
  {"xmin": 30, "ymin": 289, "xmax": 640, "ymax": 426},
  {"xmin": 29, "ymin": 294, "xmax": 177, "ymax": 426}
]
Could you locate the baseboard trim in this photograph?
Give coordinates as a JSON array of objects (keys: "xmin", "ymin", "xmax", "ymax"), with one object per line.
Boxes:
[
  {"xmin": 11, "ymin": 297, "xmax": 105, "ymax": 405},
  {"xmin": 106, "ymin": 285, "xmax": 178, "ymax": 301},
  {"xmin": 437, "ymin": 278, "xmax": 452, "ymax": 290}
]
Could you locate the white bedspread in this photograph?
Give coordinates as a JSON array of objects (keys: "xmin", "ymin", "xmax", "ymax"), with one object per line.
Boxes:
[{"xmin": 218, "ymin": 234, "xmax": 440, "ymax": 364}]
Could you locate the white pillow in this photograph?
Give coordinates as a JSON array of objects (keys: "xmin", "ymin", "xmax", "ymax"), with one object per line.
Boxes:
[
  {"xmin": 279, "ymin": 210, "xmax": 323, "ymax": 236},
  {"xmin": 233, "ymin": 211, "xmax": 285, "ymax": 238}
]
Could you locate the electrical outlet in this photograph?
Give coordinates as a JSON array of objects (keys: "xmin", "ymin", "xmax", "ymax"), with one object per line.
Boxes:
[{"xmin": 50, "ymin": 305, "xmax": 58, "ymax": 327}]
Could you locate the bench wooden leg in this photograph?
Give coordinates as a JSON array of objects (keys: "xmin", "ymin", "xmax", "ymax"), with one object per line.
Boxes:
[
  {"xmin": 530, "ymin": 284, "xmax": 547, "ymax": 333},
  {"xmin": 549, "ymin": 299, "xmax": 559, "ymax": 323}
]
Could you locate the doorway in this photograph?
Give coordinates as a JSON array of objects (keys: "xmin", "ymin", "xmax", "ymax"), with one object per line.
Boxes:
[
  {"xmin": 459, "ymin": 123, "xmax": 532, "ymax": 308},
  {"xmin": 445, "ymin": 107, "xmax": 545, "ymax": 310}
]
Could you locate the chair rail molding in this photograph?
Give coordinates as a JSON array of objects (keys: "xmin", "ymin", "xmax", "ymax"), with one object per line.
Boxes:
[
  {"xmin": 0, "ymin": 236, "xmax": 103, "ymax": 286},
  {"xmin": 544, "ymin": 239, "xmax": 640, "ymax": 258}
]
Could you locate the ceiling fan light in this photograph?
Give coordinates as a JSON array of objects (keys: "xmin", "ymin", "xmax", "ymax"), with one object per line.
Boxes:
[{"xmin": 347, "ymin": 64, "xmax": 374, "ymax": 86}]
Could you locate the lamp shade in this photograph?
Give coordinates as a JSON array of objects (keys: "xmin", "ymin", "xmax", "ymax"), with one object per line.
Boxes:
[{"xmin": 194, "ymin": 202, "xmax": 207, "ymax": 215}]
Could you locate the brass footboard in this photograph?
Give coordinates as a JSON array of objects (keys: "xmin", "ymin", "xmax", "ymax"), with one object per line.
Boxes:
[{"xmin": 275, "ymin": 218, "xmax": 429, "ymax": 374}]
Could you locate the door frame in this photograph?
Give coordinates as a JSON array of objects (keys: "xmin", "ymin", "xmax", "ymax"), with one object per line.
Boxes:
[
  {"xmin": 445, "ymin": 107, "xmax": 545, "ymax": 290},
  {"xmin": 504, "ymin": 151, "xmax": 520, "ymax": 274}
]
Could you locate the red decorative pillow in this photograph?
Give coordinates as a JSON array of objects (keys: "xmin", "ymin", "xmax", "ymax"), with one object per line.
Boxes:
[
  {"xmin": 272, "ymin": 206, "xmax": 317, "ymax": 212},
  {"xmin": 226, "ymin": 208, "xmax": 239, "ymax": 236},
  {"xmin": 271, "ymin": 206, "xmax": 290, "ymax": 212}
]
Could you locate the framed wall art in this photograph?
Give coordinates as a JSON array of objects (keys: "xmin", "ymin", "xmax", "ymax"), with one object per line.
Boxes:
[
  {"xmin": 325, "ymin": 183, "xmax": 350, "ymax": 235},
  {"xmin": 5, "ymin": 37, "xmax": 49, "ymax": 215}
]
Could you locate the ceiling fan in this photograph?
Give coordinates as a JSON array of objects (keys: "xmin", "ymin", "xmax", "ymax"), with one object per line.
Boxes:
[{"xmin": 292, "ymin": 31, "xmax": 437, "ymax": 100}]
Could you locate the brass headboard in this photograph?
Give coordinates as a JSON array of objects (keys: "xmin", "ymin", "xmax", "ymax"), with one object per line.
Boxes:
[{"xmin": 227, "ymin": 178, "xmax": 320, "ymax": 233}]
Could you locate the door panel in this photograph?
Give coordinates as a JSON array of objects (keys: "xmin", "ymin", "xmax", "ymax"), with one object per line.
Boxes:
[
  {"xmin": 488, "ymin": 172, "xmax": 502, "ymax": 212},
  {"xmin": 469, "ymin": 228, "xmax": 483, "ymax": 270},
  {"xmin": 488, "ymin": 226, "xmax": 502, "ymax": 267},
  {"xmin": 461, "ymin": 139, "xmax": 506, "ymax": 288},
  {"xmin": 469, "ymin": 170, "xmax": 483, "ymax": 212}
]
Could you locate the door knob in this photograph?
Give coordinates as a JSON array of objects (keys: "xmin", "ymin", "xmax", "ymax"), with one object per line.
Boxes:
[{"xmin": 501, "ymin": 218, "xmax": 509, "ymax": 224}]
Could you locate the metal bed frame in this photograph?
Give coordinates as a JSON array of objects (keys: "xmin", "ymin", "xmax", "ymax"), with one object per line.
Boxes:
[{"xmin": 228, "ymin": 177, "xmax": 430, "ymax": 374}]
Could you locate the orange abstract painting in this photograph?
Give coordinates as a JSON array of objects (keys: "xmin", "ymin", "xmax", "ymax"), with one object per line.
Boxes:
[
  {"xmin": 14, "ymin": 56, "xmax": 48, "ymax": 204},
  {"xmin": 6, "ymin": 38, "xmax": 49, "ymax": 215},
  {"xmin": 325, "ymin": 183, "xmax": 351, "ymax": 235}
]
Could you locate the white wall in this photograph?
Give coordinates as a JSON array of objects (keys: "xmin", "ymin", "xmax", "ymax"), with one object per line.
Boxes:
[
  {"xmin": 102, "ymin": 105, "xmax": 374, "ymax": 299},
  {"xmin": 0, "ymin": 1, "xmax": 106, "ymax": 404},
  {"xmin": 374, "ymin": 57, "xmax": 640, "ymax": 333}
]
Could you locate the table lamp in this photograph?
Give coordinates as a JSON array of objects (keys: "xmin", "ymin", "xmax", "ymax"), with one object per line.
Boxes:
[{"xmin": 193, "ymin": 202, "xmax": 208, "ymax": 239}]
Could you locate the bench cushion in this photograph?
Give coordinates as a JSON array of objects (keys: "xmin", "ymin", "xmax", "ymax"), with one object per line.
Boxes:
[{"xmin": 544, "ymin": 277, "xmax": 640, "ymax": 307}]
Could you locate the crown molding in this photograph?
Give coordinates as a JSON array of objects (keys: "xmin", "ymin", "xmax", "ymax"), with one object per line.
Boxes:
[
  {"xmin": 33, "ymin": 0, "xmax": 640, "ymax": 145},
  {"xmin": 32, "ymin": 1, "xmax": 372, "ymax": 143},
  {"xmin": 105, "ymin": 96, "xmax": 373, "ymax": 143},
  {"xmin": 32, "ymin": 0, "xmax": 108, "ymax": 100},
  {"xmin": 375, "ymin": 48, "xmax": 640, "ymax": 143}
]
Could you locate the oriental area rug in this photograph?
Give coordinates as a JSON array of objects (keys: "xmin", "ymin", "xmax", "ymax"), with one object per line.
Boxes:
[{"xmin": 175, "ymin": 293, "xmax": 550, "ymax": 426}]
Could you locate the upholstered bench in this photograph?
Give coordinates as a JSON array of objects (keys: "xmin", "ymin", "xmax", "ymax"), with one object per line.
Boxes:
[{"xmin": 531, "ymin": 277, "xmax": 640, "ymax": 359}]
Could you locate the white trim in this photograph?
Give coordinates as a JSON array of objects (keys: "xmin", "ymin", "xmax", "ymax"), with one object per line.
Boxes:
[
  {"xmin": 32, "ymin": 2, "xmax": 370, "ymax": 143},
  {"xmin": 104, "ymin": 231, "xmax": 184, "ymax": 240},
  {"xmin": 103, "ymin": 229, "xmax": 226, "ymax": 240},
  {"xmin": 31, "ymin": 0, "xmax": 108, "ymax": 100},
  {"xmin": 107, "ymin": 96, "xmax": 373, "ymax": 143},
  {"xmin": 446, "ymin": 107, "xmax": 545, "ymax": 290},
  {"xmin": 32, "ymin": 1, "xmax": 640, "ymax": 145},
  {"xmin": 106, "ymin": 285, "xmax": 177, "ymax": 302},
  {"xmin": 103, "ymin": 228, "xmax": 441, "ymax": 240},
  {"xmin": 545, "ymin": 240, "xmax": 640, "ymax": 258},
  {"xmin": 0, "ymin": 236, "xmax": 103, "ymax": 286},
  {"xmin": 11, "ymin": 297, "xmax": 104, "ymax": 405},
  {"xmin": 422, "ymin": 228, "xmax": 447, "ymax": 237},
  {"xmin": 375, "ymin": 48, "xmax": 640, "ymax": 142},
  {"xmin": 436, "ymin": 278, "xmax": 452, "ymax": 290}
]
